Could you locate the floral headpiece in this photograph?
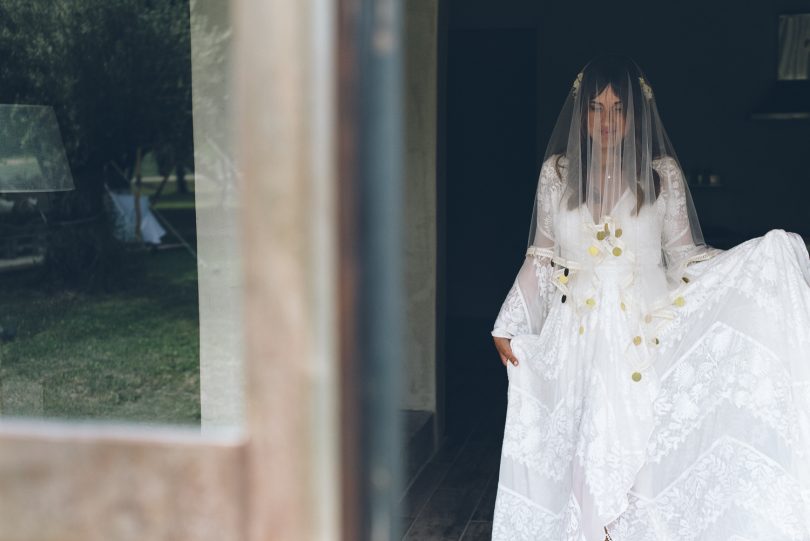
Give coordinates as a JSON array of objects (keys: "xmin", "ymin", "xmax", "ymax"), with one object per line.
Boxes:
[
  {"xmin": 571, "ymin": 71, "xmax": 654, "ymax": 101},
  {"xmin": 638, "ymin": 76, "xmax": 653, "ymax": 100},
  {"xmin": 571, "ymin": 72, "xmax": 583, "ymax": 97}
]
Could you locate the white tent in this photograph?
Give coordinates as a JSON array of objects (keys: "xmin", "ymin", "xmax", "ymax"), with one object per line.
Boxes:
[{"xmin": 105, "ymin": 189, "xmax": 166, "ymax": 245}]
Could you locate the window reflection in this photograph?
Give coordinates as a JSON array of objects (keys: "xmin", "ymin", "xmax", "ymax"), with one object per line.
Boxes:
[{"xmin": 0, "ymin": 0, "xmax": 240, "ymax": 427}]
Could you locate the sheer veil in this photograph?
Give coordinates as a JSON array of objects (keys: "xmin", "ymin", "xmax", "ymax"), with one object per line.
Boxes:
[
  {"xmin": 493, "ymin": 54, "xmax": 721, "ymax": 339},
  {"xmin": 529, "ymin": 54, "xmax": 709, "ymax": 269}
]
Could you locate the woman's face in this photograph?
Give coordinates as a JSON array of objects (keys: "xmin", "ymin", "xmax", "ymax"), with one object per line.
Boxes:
[{"xmin": 587, "ymin": 84, "xmax": 626, "ymax": 149}]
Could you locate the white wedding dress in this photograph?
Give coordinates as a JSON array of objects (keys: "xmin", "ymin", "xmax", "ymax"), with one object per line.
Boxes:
[{"xmin": 490, "ymin": 156, "xmax": 810, "ymax": 540}]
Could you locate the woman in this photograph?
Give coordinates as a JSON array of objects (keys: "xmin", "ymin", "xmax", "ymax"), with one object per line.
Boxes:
[{"xmin": 490, "ymin": 54, "xmax": 810, "ymax": 541}]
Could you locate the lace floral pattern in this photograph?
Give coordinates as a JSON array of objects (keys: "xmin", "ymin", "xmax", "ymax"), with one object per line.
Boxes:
[
  {"xmin": 654, "ymin": 155, "xmax": 723, "ymax": 282},
  {"xmin": 649, "ymin": 321, "xmax": 805, "ymax": 464},
  {"xmin": 492, "ymin": 486, "xmax": 585, "ymax": 541},
  {"xmin": 492, "ymin": 255, "xmax": 557, "ymax": 338},
  {"xmin": 536, "ymin": 156, "xmax": 566, "ymax": 246},
  {"xmin": 610, "ymin": 437, "xmax": 810, "ymax": 540},
  {"xmin": 493, "ymin": 282, "xmax": 531, "ymax": 338},
  {"xmin": 501, "ymin": 381, "xmax": 582, "ymax": 482},
  {"xmin": 492, "ymin": 212, "xmax": 810, "ymax": 538}
]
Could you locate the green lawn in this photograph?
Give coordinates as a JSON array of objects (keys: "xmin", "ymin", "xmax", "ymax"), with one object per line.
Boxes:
[
  {"xmin": 141, "ymin": 178, "xmax": 197, "ymax": 212},
  {"xmin": 0, "ymin": 249, "xmax": 201, "ymax": 425}
]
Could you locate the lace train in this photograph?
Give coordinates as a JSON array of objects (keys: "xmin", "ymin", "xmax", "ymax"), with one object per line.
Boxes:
[{"xmin": 492, "ymin": 230, "xmax": 810, "ymax": 541}]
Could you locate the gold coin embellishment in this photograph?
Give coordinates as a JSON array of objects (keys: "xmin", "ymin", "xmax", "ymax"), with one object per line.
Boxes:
[
  {"xmin": 579, "ymin": 325, "xmax": 585, "ymax": 335},
  {"xmin": 620, "ymin": 302, "xmax": 626, "ymax": 311},
  {"xmin": 604, "ymin": 223, "xmax": 610, "ymax": 233},
  {"xmin": 596, "ymin": 231, "xmax": 606, "ymax": 241},
  {"xmin": 682, "ymin": 276, "xmax": 690, "ymax": 283},
  {"xmin": 585, "ymin": 298, "xmax": 596, "ymax": 307},
  {"xmin": 558, "ymin": 275, "xmax": 569, "ymax": 284},
  {"xmin": 615, "ymin": 228, "xmax": 623, "ymax": 238},
  {"xmin": 588, "ymin": 245, "xmax": 600, "ymax": 256},
  {"xmin": 631, "ymin": 371, "xmax": 642, "ymax": 382},
  {"xmin": 653, "ymin": 337, "xmax": 660, "ymax": 345},
  {"xmin": 673, "ymin": 296, "xmax": 685, "ymax": 307},
  {"xmin": 612, "ymin": 247, "xmax": 623, "ymax": 256},
  {"xmin": 632, "ymin": 336, "xmax": 642, "ymax": 346}
]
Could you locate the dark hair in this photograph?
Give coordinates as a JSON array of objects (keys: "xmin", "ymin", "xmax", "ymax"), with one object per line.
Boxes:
[{"xmin": 558, "ymin": 54, "xmax": 662, "ymax": 213}]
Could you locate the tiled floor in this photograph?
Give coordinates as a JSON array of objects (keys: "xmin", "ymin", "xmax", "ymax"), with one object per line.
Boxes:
[{"xmin": 400, "ymin": 392, "xmax": 506, "ymax": 540}]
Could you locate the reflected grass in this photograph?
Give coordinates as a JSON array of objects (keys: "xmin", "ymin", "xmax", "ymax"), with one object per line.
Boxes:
[
  {"xmin": 141, "ymin": 178, "xmax": 197, "ymax": 211},
  {"xmin": 0, "ymin": 249, "xmax": 201, "ymax": 425}
]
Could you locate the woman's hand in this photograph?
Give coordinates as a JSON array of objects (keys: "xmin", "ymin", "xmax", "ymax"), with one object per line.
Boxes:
[{"xmin": 493, "ymin": 336, "xmax": 519, "ymax": 367}]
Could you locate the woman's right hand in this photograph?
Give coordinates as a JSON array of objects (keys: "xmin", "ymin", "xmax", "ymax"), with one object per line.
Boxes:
[{"xmin": 493, "ymin": 336, "xmax": 519, "ymax": 367}]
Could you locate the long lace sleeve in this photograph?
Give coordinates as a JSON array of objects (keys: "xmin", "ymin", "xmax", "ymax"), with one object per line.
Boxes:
[
  {"xmin": 492, "ymin": 255, "xmax": 555, "ymax": 338},
  {"xmin": 492, "ymin": 157, "xmax": 563, "ymax": 338},
  {"xmin": 656, "ymin": 156, "xmax": 723, "ymax": 283}
]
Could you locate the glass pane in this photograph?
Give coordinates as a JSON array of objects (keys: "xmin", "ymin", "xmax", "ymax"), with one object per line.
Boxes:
[{"xmin": 0, "ymin": 0, "xmax": 242, "ymax": 428}]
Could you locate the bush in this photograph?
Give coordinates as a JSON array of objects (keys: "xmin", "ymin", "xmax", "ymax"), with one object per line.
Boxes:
[{"xmin": 42, "ymin": 191, "xmax": 143, "ymax": 291}]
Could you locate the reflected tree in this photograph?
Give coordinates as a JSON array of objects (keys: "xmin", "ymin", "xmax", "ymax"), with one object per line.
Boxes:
[{"xmin": 0, "ymin": 0, "xmax": 195, "ymax": 286}]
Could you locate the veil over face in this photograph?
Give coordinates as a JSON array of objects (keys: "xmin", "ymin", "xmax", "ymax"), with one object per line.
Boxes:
[{"xmin": 527, "ymin": 54, "xmax": 709, "ymax": 282}]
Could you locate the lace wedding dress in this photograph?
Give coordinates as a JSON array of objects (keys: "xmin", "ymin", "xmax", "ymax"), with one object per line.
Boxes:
[{"xmin": 490, "ymin": 156, "xmax": 810, "ymax": 541}]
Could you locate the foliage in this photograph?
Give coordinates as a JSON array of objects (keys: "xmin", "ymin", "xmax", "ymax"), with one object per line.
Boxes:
[
  {"xmin": 41, "ymin": 191, "xmax": 135, "ymax": 291},
  {"xmin": 0, "ymin": 0, "xmax": 194, "ymax": 191},
  {"xmin": 0, "ymin": 0, "xmax": 195, "ymax": 286}
]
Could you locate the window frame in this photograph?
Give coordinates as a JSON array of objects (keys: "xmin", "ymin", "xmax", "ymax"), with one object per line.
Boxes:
[{"xmin": 0, "ymin": 1, "xmax": 342, "ymax": 540}]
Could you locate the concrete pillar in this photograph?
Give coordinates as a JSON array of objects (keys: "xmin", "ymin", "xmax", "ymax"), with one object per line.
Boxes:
[{"xmin": 403, "ymin": 0, "xmax": 439, "ymax": 415}]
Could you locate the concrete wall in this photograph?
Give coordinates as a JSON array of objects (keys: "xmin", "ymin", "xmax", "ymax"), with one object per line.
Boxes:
[{"xmin": 403, "ymin": 0, "xmax": 439, "ymax": 412}]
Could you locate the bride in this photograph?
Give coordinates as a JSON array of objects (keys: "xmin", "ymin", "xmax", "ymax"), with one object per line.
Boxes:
[{"xmin": 489, "ymin": 54, "xmax": 810, "ymax": 540}]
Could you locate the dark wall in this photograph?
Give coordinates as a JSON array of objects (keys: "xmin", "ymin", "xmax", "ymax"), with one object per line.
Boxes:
[
  {"xmin": 446, "ymin": 28, "xmax": 537, "ymax": 318},
  {"xmin": 443, "ymin": 28, "xmax": 537, "ymax": 431}
]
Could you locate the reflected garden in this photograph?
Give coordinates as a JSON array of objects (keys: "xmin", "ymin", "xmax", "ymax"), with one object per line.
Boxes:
[{"xmin": 0, "ymin": 0, "xmax": 208, "ymax": 424}]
